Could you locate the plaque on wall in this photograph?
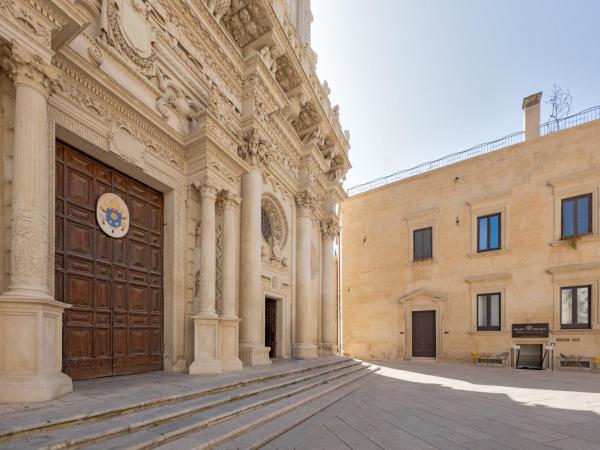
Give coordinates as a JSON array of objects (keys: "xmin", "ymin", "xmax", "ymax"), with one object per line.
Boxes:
[
  {"xmin": 96, "ymin": 193, "xmax": 130, "ymax": 238},
  {"xmin": 512, "ymin": 323, "xmax": 549, "ymax": 338}
]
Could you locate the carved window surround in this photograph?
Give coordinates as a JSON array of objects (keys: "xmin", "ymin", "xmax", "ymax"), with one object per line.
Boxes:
[
  {"xmin": 547, "ymin": 263, "xmax": 600, "ymax": 331},
  {"xmin": 466, "ymin": 190, "xmax": 511, "ymax": 257},
  {"xmin": 547, "ymin": 168, "xmax": 600, "ymax": 245},
  {"xmin": 465, "ymin": 273, "xmax": 512, "ymax": 335},
  {"xmin": 404, "ymin": 207, "xmax": 440, "ymax": 266}
]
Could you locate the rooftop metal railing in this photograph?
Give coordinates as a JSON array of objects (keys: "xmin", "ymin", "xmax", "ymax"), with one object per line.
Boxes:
[{"xmin": 347, "ymin": 105, "xmax": 600, "ymax": 196}]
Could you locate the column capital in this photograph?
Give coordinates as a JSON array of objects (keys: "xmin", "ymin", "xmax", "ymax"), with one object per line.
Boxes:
[
  {"xmin": 194, "ymin": 179, "xmax": 220, "ymax": 200},
  {"xmin": 321, "ymin": 219, "xmax": 340, "ymax": 240},
  {"xmin": 295, "ymin": 190, "xmax": 317, "ymax": 217},
  {"xmin": 238, "ymin": 128, "xmax": 272, "ymax": 168},
  {"xmin": 1, "ymin": 44, "xmax": 58, "ymax": 96},
  {"xmin": 220, "ymin": 191, "xmax": 241, "ymax": 211}
]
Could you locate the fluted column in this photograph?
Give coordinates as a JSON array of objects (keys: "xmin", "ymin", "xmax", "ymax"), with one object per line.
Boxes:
[
  {"xmin": 293, "ymin": 191, "xmax": 318, "ymax": 359},
  {"xmin": 320, "ymin": 219, "xmax": 339, "ymax": 354},
  {"xmin": 219, "ymin": 192, "xmax": 243, "ymax": 372},
  {"xmin": 0, "ymin": 46, "xmax": 73, "ymax": 402},
  {"xmin": 189, "ymin": 181, "xmax": 222, "ymax": 374}
]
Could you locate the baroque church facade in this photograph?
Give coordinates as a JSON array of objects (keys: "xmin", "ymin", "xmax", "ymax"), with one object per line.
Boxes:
[{"xmin": 0, "ymin": 0, "xmax": 350, "ymax": 403}]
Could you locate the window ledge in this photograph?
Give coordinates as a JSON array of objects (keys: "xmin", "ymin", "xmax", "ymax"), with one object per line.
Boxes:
[
  {"xmin": 468, "ymin": 331, "xmax": 510, "ymax": 336},
  {"xmin": 468, "ymin": 248, "xmax": 511, "ymax": 258},
  {"xmin": 408, "ymin": 258, "xmax": 435, "ymax": 267},
  {"xmin": 551, "ymin": 329, "xmax": 600, "ymax": 335},
  {"xmin": 549, "ymin": 234, "xmax": 600, "ymax": 247}
]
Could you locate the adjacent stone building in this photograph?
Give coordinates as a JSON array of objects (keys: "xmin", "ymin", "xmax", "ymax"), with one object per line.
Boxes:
[
  {"xmin": 0, "ymin": 0, "xmax": 349, "ymax": 403},
  {"xmin": 341, "ymin": 95, "xmax": 600, "ymax": 368}
]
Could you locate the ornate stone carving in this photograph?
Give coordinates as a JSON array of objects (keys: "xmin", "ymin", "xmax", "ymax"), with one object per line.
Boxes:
[
  {"xmin": 1, "ymin": 45, "xmax": 59, "ymax": 95},
  {"xmin": 222, "ymin": 0, "xmax": 272, "ymax": 48},
  {"xmin": 206, "ymin": 0, "xmax": 231, "ymax": 22},
  {"xmin": 292, "ymin": 100, "xmax": 320, "ymax": 134},
  {"xmin": 261, "ymin": 193, "xmax": 289, "ymax": 268},
  {"xmin": 295, "ymin": 190, "xmax": 316, "ymax": 217},
  {"xmin": 258, "ymin": 46, "xmax": 282, "ymax": 76},
  {"xmin": 215, "ymin": 210, "xmax": 223, "ymax": 315},
  {"xmin": 99, "ymin": 0, "xmax": 158, "ymax": 76},
  {"xmin": 238, "ymin": 128, "xmax": 271, "ymax": 167},
  {"xmin": 321, "ymin": 219, "xmax": 340, "ymax": 240},
  {"xmin": 155, "ymin": 68, "xmax": 201, "ymax": 131},
  {"xmin": 274, "ymin": 54, "xmax": 301, "ymax": 93}
]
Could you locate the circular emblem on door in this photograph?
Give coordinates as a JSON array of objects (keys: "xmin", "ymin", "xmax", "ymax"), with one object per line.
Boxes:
[{"xmin": 96, "ymin": 193, "xmax": 130, "ymax": 238}]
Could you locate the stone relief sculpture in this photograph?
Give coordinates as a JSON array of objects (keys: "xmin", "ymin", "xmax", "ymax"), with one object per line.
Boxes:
[
  {"xmin": 206, "ymin": 0, "xmax": 231, "ymax": 22},
  {"xmin": 261, "ymin": 194, "xmax": 289, "ymax": 269}
]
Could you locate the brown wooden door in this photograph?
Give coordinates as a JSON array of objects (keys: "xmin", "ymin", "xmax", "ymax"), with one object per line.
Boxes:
[
  {"xmin": 412, "ymin": 310, "xmax": 436, "ymax": 357},
  {"xmin": 265, "ymin": 298, "xmax": 276, "ymax": 358},
  {"xmin": 56, "ymin": 142, "xmax": 163, "ymax": 380}
]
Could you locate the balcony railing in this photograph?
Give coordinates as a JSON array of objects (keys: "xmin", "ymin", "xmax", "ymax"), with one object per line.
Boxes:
[{"xmin": 347, "ymin": 105, "xmax": 600, "ymax": 196}]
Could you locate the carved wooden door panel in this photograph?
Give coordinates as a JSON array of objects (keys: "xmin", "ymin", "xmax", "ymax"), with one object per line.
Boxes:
[
  {"xmin": 56, "ymin": 142, "xmax": 163, "ymax": 380},
  {"xmin": 412, "ymin": 310, "xmax": 436, "ymax": 358},
  {"xmin": 265, "ymin": 298, "xmax": 276, "ymax": 358}
]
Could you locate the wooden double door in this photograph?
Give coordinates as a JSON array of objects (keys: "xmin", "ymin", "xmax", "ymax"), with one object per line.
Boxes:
[
  {"xmin": 412, "ymin": 310, "xmax": 436, "ymax": 358},
  {"xmin": 56, "ymin": 142, "xmax": 164, "ymax": 380}
]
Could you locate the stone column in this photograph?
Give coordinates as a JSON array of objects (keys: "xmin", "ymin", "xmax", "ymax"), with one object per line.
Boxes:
[
  {"xmin": 320, "ymin": 220, "xmax": 339, "ymax": 354},
  {"xmin": 238, "ymin": 167, "xmax": 271, "ymax": 365},
  {"xmin": 219, "ymin": 192, "xmax": 243, "ymax": 372},
  {"xmin": 293, "ymin": 191, "xmax": 318, "ymax": 359},
  {"xmin": 0, "ymin": 46, "xmax": 73, "ymax": 403},
  {"xmin": 189, "ymin": 182, "xmax": 222, "ymax": 374}
]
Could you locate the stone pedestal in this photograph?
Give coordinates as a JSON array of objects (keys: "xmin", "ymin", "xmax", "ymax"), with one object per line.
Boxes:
[
  {"xmin": 219, "ymin": 317, "xmax": 243, "ymax": 372},
  {"xmin": 292, "ymin": 191, "xmax": 318, "ymax": 360},
  {"xmin": 188, "ymin": 314, "xmax": 222, "ymax": 375},
  {"xmin": 0, "ymin": 46, "xmax": 72, "ymax": 403},
  {"xmin": 239, "ymin": 167, "xmax": 271, "ymax": 366}
]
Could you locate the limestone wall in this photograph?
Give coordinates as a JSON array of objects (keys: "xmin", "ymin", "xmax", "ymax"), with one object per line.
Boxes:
[{"xmin": 341, "ymin": 119, "xmax": 600, "ymax": 363}]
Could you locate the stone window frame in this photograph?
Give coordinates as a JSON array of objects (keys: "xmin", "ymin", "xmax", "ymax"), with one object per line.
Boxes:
[
  {"xmin": 548, "ymin": 168, "xmax": 600, "ymax": 247},
  {"xmin": 467, "ymin": 191, "xmax": 511, "ymax": 258},
  {"xmin": 547, "ymin": 263, "xmax": 600, "ymax": 333},
  {"xmin": 404, "ymin": 207, "xmax": 440, "ymax": 266},
  {"xmin": 465, "ymin": 273, "xmax": 512, "ymax": 335}
]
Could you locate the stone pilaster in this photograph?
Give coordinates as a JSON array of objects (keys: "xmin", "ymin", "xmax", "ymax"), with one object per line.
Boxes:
[
  {"xmin": 0, "ymin": 45, "xmax": 72, "ymax": 402},
  {"xmin": 292, "ymin": 191, "xmax": 318, "ymax": 359},
  {"xmin": 189, "ymin": 181, "xmax": 222, "ymax": 375},
  {"xmin": 320, "ymin": 219, "xmax": 339, "ymax": 354},
  {"xmin": 219, "ymin": 192, "xmax": 243, "ymax": 372}
]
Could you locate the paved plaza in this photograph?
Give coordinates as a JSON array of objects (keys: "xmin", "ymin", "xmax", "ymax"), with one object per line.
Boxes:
[{"xmin": 267, "ymin": 361, "xmax": 600, "ymax": 450}]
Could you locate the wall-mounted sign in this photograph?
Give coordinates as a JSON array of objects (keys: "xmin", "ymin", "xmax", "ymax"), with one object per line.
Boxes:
[
  {"xmin": 512, "ymin": 323, "xmax": 549, "ymax": 338},
  {"xmin": 96, "ymin": 193, "xmax": 130, "ymax": 238}
]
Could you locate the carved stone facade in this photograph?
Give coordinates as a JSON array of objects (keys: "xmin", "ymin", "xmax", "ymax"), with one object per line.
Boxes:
[{"xmin": 0, "ymin": 0, "xmax": 348, "ymax": 403}]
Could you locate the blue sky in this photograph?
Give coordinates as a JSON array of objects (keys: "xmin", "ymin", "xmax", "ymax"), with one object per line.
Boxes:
[{"xmin": 311, "ymin": 0, "xmax": 600, "ymax": 189}]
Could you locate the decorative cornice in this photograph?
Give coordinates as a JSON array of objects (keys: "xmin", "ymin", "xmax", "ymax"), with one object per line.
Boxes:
[
  {"xmin": 398, "ymin": 288, "xmax": 448, "ymax": 304},
  {"xmin": 464, "ymin": 273, "xmax": 513, "ymax": 284}
]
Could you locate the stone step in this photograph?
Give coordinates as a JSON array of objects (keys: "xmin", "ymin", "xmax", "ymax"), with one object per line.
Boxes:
[
  {"xmin": 214, "ymin": 371, "xmax": 378, "ymax": 450},
  {"xmin": 82, "ymin": 363, "xmax": 376, "ymax": 450},
  {"xmin": 0, "ymin": 357, "xmax": 351, "ymax": 442},
  {"xmin": 154, "ymin": 366, "xmax": 379, "ymax": 450},
  {"xmin": 0, "ymin": 360, "xmax": 365, "ymax": 450}
]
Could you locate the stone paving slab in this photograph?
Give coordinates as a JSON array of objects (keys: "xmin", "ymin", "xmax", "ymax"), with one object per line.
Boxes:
[
  {"xmin": 266, "ymin": 360, "xmax": 600, "ymax": 450},
  {"xmin": 0, "ymin": 356, "xmax": 347, "ymax": 437}
]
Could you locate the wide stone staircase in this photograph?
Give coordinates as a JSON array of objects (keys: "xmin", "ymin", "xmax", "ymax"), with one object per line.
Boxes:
[{"xmin": 0, "ymin": 358, "xmax": 378, "ymax": 450}]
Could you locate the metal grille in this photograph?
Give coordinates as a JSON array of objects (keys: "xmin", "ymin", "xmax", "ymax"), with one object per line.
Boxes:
[{"xmin": 348, "ymin": 106, "xmax": 600, "ymax": 196}]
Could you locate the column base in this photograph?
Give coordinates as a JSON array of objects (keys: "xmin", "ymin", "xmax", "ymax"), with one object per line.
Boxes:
[
  {"xmin": 319, "ymin": 343, "xmax": 339, "ymax": 355},
  {"xmin": 189, "ymin": 314, "xmax": 222, "ymax": 375},
  {"xmin": 0, "ymin": 372, "xmax": 72, "ymax": 403},
  {"xmin": 239, "ymin": 344, "xmax": 272, "ymax": 366},
  {"xmin": 292, "ymin": 343, "xmax": 318, "ymax": 359},
  {"xmin": 219, "ymin": 317, "xmax": 243, "ymax": 372},
  {"xmin": 0, "ymin": 294, "xmax": 73, "ymax": 403},
  {"xmin": 171, "ymin": 358, "xmax": 188, "ymax": 373}
]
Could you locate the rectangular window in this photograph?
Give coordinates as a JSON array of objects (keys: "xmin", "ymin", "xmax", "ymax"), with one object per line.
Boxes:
[
  {"xmin": 413, "ymin": 227, "xmax": 432, "ymax": 261},
  {"xmin": 561, "ymin": 286, "xmax": 591, "ymax": 329},
  {"xmin": 477, "ymin": 213, "xmax": 501, "ymax": 252},
  {"xmin": 477, "ymin": 293, "xmax": 501, "ymax": 331},
  {"xmin": 561, "ymin": 194, "xmax": 592, "ymax": 238}
]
